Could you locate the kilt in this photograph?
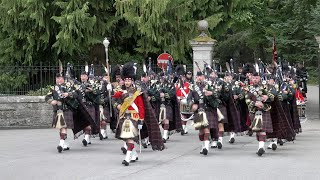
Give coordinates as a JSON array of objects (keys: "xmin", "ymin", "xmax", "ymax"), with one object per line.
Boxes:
[
  {"xmin": 52, "ymin": 109, "xmax": 74, "ymax": 129},
  {"xmin": 103, "ymin": 106, "xmax": 111, "ymax": 123},
  {"xmin": 225, "ymin": 99, "xmax": 241, "ymax": 133},
  {"xmin": 249, "ymin": 111, "xmax": 273, "ymax": 133},
  {"xmin": 159, "ymin": 104, "xmax": 173, "ymax": 122},
  {"xmin": 290, "ymin": 98, "xmax": 302, "ymax": 132},
  {"xmin": 219, "ymin": 105, "xmax": 229, "ymax": 124},
  {"xmin": 194, "ymin": 107, "xmax": 218, "ymax": 130},
  {"xmin": 282, "ymin": 101, "xmax": 294, "ymax": 130}
]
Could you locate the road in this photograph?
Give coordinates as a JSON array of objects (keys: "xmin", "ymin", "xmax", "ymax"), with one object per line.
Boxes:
[{"xmin": 0, "ymin": 86, "xmax": 319, "ymax": 180}]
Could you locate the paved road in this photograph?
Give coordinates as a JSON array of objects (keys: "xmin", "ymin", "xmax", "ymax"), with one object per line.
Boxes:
[{"xmin": 0, "ymin": 86, "xmax": 319, "ymax": 180}]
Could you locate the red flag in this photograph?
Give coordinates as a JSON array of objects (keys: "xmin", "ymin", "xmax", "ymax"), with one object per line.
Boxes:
[{"xmin": 272, "ymin": 35, "xmax": 277, "ymax": 63}]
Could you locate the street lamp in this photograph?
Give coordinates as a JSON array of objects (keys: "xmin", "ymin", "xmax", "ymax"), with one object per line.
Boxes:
[
  {"xmin": 315, "ymin": 35, "xmax": 320, "ymax": 119},
  {"xmin": 103, "ymin": 38, "xmax": 110, "ymax": 64}
]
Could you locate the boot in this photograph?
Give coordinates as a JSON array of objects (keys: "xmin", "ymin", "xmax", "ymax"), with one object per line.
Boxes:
[
  {"xmin": 181, "ymin": 125, "xmax": 188, "ymax": 135},
  {"xmin": 210, "ymin": 141, "xmax": 217, "ymax": 148},
  {"xmin": 256, "ymin": 141, "xmax": 265, "ymax": 156},
  {"xmin": 130, "ymin": 149, "xmax": 139, "ymax": 163},
  {"xmin": 229, "ymin": 132, "xmax": 235, "ymax": 144},
  {"xmin": 267, "ymin": 138, "xmax": 277, "ymax": 151},
  {"xmin": 122, "ymin": 150, "xmax": 132, "ymax": 166},
  {"xmin": 63, "ymin": 141, "xmax": 70, "ymax": 151},
  {"xmin": 82, "ymin": 134, "xmax": 90, "ymax": 146},
  {"xmin": 121, "ymin": 142, "xmax": 127, "ymax": 154},
  {"xmin": 99, "ymin": 129, "xmax": 108, "ymax": 140},
  {"xmin": 57, "ymin": 139, "xmax": 64, "ymax": 153},
  {"xmin": 163, "ymin": 130, "xmax": 169, "ymax": 143},
  {"xmin": 200, "ymin": 141, "xmax": 205, "ymax": 154},
  {"xmin": 217, "ymin": 137, "xmax": 223, "ymax": 149},
  {"xmin": 202, "ymin": 140, "xmax": 210, "ymax": 156}
]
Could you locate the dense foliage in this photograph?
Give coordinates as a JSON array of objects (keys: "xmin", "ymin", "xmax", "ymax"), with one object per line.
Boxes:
[{"xmin": 0, "ymin": 0, "xmax": 318, "ymax": 66}]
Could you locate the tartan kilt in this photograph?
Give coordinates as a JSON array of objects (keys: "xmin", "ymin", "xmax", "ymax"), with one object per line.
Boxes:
[
  {"xmin": 290, "ymin": 98, "xmax": 302, "ymax": 132},
  {"xmin": 165, "ymin": 105, "xmax": 173, "ymax": 121},
  {"xmin": 159, "ymin": 104, "xmax": 173, "ymax": 122},
  {"xmin": 219, "ymin": 105, "xmax": 229, "ymax": 124},
  {"xmin": 103, "ymin": 106, "xmax": 111, "ymax": 123},
  {"xmin": 225, "ymin": 99, "xmax": 241, "ymax": 133},
  {"xmin": 52, "ymin": 109, "xmax": 74, "ymax": 129},
  {"xmin": 282, "ymin": 101, "xmax": 294, "ymax": 130},
  {"xmin": 195, "ymin": 107, "xmax": 218, "ymax": 130},
  {"xmin": 249, "ymin": 111, "xmax": 273, "ymax": 133}
]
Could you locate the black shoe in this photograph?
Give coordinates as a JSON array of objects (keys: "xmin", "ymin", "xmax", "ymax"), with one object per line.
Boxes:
[
  {"xmin": 88, "ymin": 142, "xmax": 91, "ymax": 145},
  {"xmin": 63, "ymin": 147, "xmax": 70, "ymax": 151},
  {"xmin": 181, "ymin": 130, "xmax": 188, "ymax": 135},
  {"xmin": 130, "ymin": 157, "xmax": 139, "ymax": 163},
  {"xmin": 248, "ymin": 130, "xmax": 253, "ymax": 137},
  {"xmin": 82, "ymin": 139, "xmax": 88, "ymax": 146},
  {"xmin": 122, "ymin": 160, "xmax": 129, "ymax": 166},
  {"xmin": 121, "ymin": 147, "xmax": 127, "ymax": 154},
  {"xmin": 272, "ymin": 144, "xmax": 277, "ymax": 151},
  {"xmin": 57, "ymin": 146, "xmax": 63, "ymax": 153},
  {"xmin": 163, "ymin": 138, "xmax": 167, "ymax": 143},
  {"xmin": 142, "ymin": 143, "xmax": 148, "ymax": 148},
  {"xmin": 229, "ymin": 137, "xmax": 235, "ymax": 144},
  {"xmin": 99, "ymin": 133, "xmax": 103, "ymax": 140},
  {"xmin": 202, "ymin": 148, "xmax": 208, "ymax": 155},
  {"xmin": 278, "ymin": 139, "xmax": 284, "ymax": 146},
  {"xmin": 217, "ymin": 142, "xmax": 222, "ymax": 149},
  {"xmin": 104, "ymin": 136, "xmax": 108, "ymax": 139},
  {"xmin": 256, "ymin": 148, "xmax": 265, "ymax": 156}
]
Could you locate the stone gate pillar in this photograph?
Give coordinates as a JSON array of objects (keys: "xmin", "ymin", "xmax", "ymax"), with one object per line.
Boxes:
[{"xmin": 189, "ymin": 20, "xmax": 216, "ymax": 80}]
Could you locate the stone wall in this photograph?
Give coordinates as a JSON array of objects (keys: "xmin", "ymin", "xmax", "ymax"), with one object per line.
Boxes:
[{"xmin": 0, "ymin": 96, "xmax": 52, "ymax": 128}]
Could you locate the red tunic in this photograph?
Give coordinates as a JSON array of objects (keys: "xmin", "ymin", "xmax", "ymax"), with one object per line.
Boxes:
[
  {"xmin": 175, "ymin": 82, "xmax": 190, "ymax": 99},
  {"xmin": 113, "ymin": 91, "xmax": 145, "ymax": 120}
]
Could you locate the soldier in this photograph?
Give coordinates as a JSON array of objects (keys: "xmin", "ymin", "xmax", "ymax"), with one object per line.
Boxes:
[
  {"xmin": 77, "ymin": 68, "xmax": 100, "ymax": 146},
  {"xmin": 175, "ymin": 65, "xmax": 193, "ymax": 135},
  {"xmin": 245, "ymin": 72, "xmax": 274, "ymax": 156},
  {"xmin": 99, "ymin": 71, "xmax": 113, "ymax": 140},
  {"xmin": 158, "ymin": 75, "xmax": 176, "ymax": 142},
  {"xmin": 113, "ymin": 63, "xmax": 164, "ymax": 166},
  {"xmin": 46, "ymin": 73, "xmax": 77, "ymax": 153},
  {"xmin": 192, "ymin": 71, "xmax": 221, "ymax": 155}
]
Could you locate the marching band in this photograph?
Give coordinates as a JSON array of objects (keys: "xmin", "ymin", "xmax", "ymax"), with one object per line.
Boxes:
[{"xmin": 45, "ymin": 58, "xmax": 308, "ymax": 165}]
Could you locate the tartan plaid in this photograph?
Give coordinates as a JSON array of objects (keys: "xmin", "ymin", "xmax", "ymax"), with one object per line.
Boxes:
[
  {"xmin": 225, "ymin": 97, "xmax": 242, "ymax": 133},
  {"xmin": 84, "ymin": 104, "xmax": 100, "ymax": 135},
  {"xmin": 249, "ymin": 111, "xmax": 273, "ymax": 133},
  {"xmin": 142, "ymin": 93, "xmax": 165, "ymax": 151},
  {"xmin": 267, "ymin": 97, "xmax": 296, "ymax": 141}
]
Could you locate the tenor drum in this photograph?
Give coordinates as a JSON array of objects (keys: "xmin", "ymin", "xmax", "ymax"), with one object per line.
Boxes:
[{"xmin": 180, "ymin": 98, "xmax": 194, "ymax": 121}]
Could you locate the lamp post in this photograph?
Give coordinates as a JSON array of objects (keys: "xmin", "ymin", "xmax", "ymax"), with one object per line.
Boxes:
[
  {"xmin": 315, "ymin": 35, "xmax": 320, "ymax": 119},
  {"xmin": 103, "ymin": 38, "xmax": 112, "ymax": 117}
]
